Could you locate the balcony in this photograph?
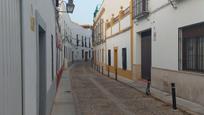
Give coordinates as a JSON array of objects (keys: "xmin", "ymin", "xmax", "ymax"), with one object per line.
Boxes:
[{"xmin": 133, "ymin": 0, "xmax": 149, "ymax": 19}]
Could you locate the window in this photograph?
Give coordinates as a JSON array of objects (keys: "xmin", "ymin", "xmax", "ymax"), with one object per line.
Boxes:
[
  {"xmin": 82, "ymin": 36, "xmax": 84, "ymax": 47},
  {"xmin": 64, "ymin": 46, "xmax": 66, "ymax": 58},
  {"xmin": 100, "ymin": 19, "xmax": 104, "ymax": 40},
  {"xmin": 56, "ymin": 0, "xmax": 59, "ymax": 7},
  {"xmin": 180, "ymin": 23, "xmax": 204, "ymax": 72},
  {"xmin": 51, "ymin": 35, "xmax": 54, "ymax": 81},
  {"xmin": 108, "ymin": 50, "xmax": 111, "ymax": 66},
  {"xmin": 98, "ymin": 50, "xmax": 99, "ymax": 62},
  {"xmin": 85, "ymin": 37, "xmax": 87, "ymax": 47},
  {"xmin": 76, "ymin": 34, "xmax": 79, "ymax": 46},
  {"xmin": 82, "ymin": 50, "xmax": 84, "ymax": 59},
  {"xmin": 89, "ymin": 38, "xmax": 91, "ymax": 48},
  {"xmin": 89, "ymin": 50, "xmax": 91, "ymax": 58},
  {"xmin": 122, "ymin": 48, "xmax": 127, "ymax": 70},
  {"xmin": 133, "ymin": 0, "xmax": 149, "ymax": 19},
  {"xmin": 102, "ymin": 49, "xmax": 104, "ymax": 63}
]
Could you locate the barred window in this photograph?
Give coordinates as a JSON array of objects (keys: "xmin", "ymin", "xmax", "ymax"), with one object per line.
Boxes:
[
  {"xmin": 82, "ymin": 36, "xmax": 84, "ymax": 47},
  {"xmin": 133, "ymin": 0, "xmax": 149, "ymax": 19},
  {"xmin": 181, "ymin": 23, "xmax": 204, "ymax": 72},
  {"xmin": 85, "ymin": 37, "xmax": 87, "ymax": 47},
  {"xmin": 76, "ymin": 34, "xmax": 79, "ymax": 46}
]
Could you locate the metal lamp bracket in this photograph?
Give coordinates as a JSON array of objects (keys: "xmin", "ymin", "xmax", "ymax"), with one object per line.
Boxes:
[{"xmin": 169, "ymin": 0, "xmax": 177, "ymax": 9}]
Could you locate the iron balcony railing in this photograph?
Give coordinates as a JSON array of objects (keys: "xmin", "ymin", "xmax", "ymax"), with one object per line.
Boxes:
[{"xmin": 133, "ymin": 0, "xmax": 149, "ymax": 19}]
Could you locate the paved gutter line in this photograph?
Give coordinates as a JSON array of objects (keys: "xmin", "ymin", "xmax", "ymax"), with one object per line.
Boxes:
[
  {"xmin": 70, "ymin": 82, "xmax": 82, "ymax": 115},
  {"xmin": 68, "ymin": 64, "xmax": 82, "ymax": 115},
  {"xmin": 89, "ymin": 77, "xmax": 135, "ymax": 115}
]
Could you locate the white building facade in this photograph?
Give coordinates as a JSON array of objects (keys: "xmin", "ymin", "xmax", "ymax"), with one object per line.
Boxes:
[
  {"xmin": 93, "ymin": 0, "xmax": 133, "ymax": 79},
  {"xmin": 133, "ymin": 0, "xmax": 204, "ymax": 109},
  {"xmin": 59, "ymin": 3, "xmax": 93, "ymax": 64},
  {"xmin": 0, "ymin": 0, "xmax": 60, "ymax": 115},
  {"xmin": 93, "ymin": 0, "xmax": 204, "ymax": 112},
  {"xmin": 71, "ymin": 23, "xmax": 93, "ymax": 62}
]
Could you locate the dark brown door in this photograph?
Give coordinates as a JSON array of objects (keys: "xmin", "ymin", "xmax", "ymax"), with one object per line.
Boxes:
[
  {"xmin": 72, "ymin": 51, "xmax": 74, "ymax": 62},
  {"xmin": 141, "ymin": 30, "xmax": 151, "ymax": 80},
  {"xmin": 38, "ymin": 26, "xmax": 47, "ymax": 115},
  {"xmin": 85, "ymin": 52, "xmax": 88, "ymax": 61}
]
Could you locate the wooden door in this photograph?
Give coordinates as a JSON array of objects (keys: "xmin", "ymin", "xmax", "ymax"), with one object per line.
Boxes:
[
  {"xmin": 38, "ymin": 26, "xmax": 47, "ymax": 115},
  {"xmin": 141, "ymin": 30, "xmax": 152, "ymax": 80},
  {"xmin": 102, "ymin": 49, "xmax": 104, "ymax": 64},
  {"xmin": 85, "ymin": 52, "xmax": 88, "ymax": 61},
  {"xmin": 114, "ymin": 48, "xmax": 118, "ymax": 69}
]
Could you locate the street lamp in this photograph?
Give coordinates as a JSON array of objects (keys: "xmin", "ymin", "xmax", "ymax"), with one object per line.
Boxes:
[
  {"xmin": 57, "ymin": 0, "xmax": 75, "ymax": 13},
  {"xmin": 66, "ymin": 0, "xmax": 75, "ymax": 13}
]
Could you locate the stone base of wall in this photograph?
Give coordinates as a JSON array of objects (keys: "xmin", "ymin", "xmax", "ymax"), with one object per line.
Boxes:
[
  {"xmin": 151, "ymin": 67, "xmax": 204, "ymax": 106},
  {"xmin": 132, "ymin": 64, "xmax": 141, "ymax": 81}
]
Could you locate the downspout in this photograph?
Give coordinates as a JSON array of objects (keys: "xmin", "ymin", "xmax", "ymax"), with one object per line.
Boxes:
[
  {"xmin": 130, "ymin": 0, "xmax": 134, "ymax": 77},
  {"xmin": 19, "ymin": 0, "xmax": 24, "ymax": 115}
]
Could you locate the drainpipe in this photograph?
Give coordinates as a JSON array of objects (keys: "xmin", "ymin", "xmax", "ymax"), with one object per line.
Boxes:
[{"xmin": 20, "ymin": 0, "xmax": 24, "ymax": 114}]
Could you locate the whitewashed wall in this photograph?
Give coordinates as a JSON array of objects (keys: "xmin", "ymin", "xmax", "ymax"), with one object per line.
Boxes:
[
  {"xmin": 121, "ymin": 16, "xmax": 130, "ymax": 29},
  {"xmin": 106, "ymin": 28, "xmax": 111, "ymax": 37},
  {"xmin": 22, "ymin": 0, "xmax": 56, "ymax": 115},
  {"xmin": 112, "ymin": 23, "xmax": 119, "ymax": 35},
  {"xmin": 70, "ymin": 22, "xmax": 93, "ymax": 61},
  {"xmin": 107, "ymin": 30, "xmax": 131, "ymax": 70},
  {"xmin": 134, "ymin": 0, "xmax": 204, "ymax": 107},
  {"xmin": 94, "ymin": 0, "xmax": 131, "ymax": 67},
  {"xmin": 0, "ymin": 0, "xmax": 22, "ymax": 115},
  {"xmin": 134, "ymin": 0, "xmax": 204, "ymax": 70},
  {"xmin": 59, "ymin": 6, "xmax": 93, "ymax": 62}
]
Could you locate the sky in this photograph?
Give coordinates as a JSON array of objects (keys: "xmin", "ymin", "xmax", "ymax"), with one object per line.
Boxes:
[{"xmin": 67, "ymin": 0, "xmax": 102, "ymax": 25}]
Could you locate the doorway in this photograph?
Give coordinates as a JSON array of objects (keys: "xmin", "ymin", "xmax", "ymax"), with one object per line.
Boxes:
[
  {"xmin": 38, "ymin": 26, "xmax": 47, "ymax": 115},
  {"xmin": 85, "ymin": 51, "xmax": 88, "ymax": 61},
  {"xmin": 141, "ymin": 30, "xmax": 152, "ymax": 80},
  {"xmin": 114, "ymin": 48, "xmax": 118, "ymax": 79},
  {"xmin": 72, "ymin": 51, "xmax": 74, "ymax": 62},
  {"xmin": 82, "ymin": 50, "xmax": 84, "ymax": 59}
]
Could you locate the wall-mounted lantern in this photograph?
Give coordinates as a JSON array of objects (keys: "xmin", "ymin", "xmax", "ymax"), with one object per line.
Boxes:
[
  {"xmin": 57, "ymin": 0, "xmax": 75, "ymax": 14},
  {"xmin": 66, "ymin": 0, "xmax": 75, "ymax": 13},
  {"xmin": 169, "ymin": 0, "xmax": 177, "ymax": 9}
]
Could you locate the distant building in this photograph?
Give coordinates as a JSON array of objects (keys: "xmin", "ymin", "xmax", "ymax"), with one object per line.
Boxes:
[
  {"xmin": 59, "ymin": 2, "xmax": 93, "ymax": 64},
  {"xmin": 70, "ymin": 22, "xmax": 93, "ymax": 62}
]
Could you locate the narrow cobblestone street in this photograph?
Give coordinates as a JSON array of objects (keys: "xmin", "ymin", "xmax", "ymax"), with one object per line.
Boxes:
[{"xmin": 69, "ymin": 62, "xmax": 190, "ymax": 115}]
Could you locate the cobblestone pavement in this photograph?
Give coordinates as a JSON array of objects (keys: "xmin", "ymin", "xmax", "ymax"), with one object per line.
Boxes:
[{"xmin": 69, "ymin": 62, "xmax": 190, "ymax": 115}]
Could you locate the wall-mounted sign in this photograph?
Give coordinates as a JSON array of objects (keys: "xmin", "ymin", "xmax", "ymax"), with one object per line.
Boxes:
[{"xmin": 30, "ymin": 16, "xmax": 35, "ymax": 32}]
